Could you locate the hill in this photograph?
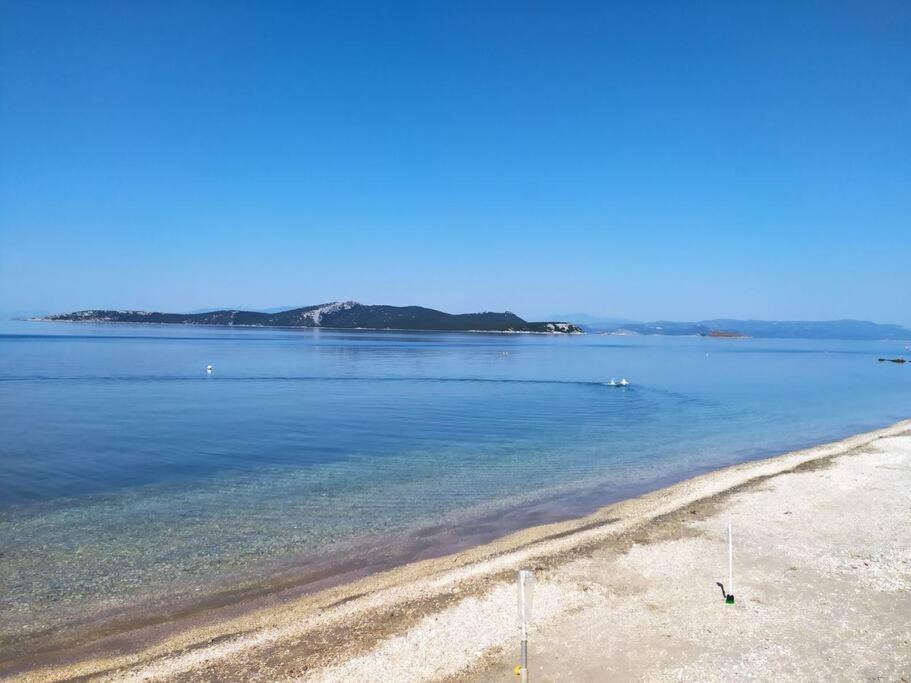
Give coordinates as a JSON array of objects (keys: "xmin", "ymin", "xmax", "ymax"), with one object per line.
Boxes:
[{"xmin": 39, "ymin": 302, "xmax": 583, "ymax": 334}]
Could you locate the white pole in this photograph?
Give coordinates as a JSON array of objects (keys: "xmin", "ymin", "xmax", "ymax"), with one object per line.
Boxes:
[
  {"xmin": 518, "ymin": 570, "xmax": 531, "ymax": 682},
  {"xmin": 728, "ymin": 520, "xmax": 734, "ymax": 602},
  {"xmin": 520, "ymin": 571, "xmax": 528, "ymax": 683}
]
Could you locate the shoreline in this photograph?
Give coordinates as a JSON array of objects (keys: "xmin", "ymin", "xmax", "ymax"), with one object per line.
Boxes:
[
  {"xmin": 0, "ymin": 420, "xmax": 889, "ymax": 668},
  {"xmin": 7, "ymin": 419, "xmax": 910, "ymax": 681},
  {"xmin": 23, "ymin": 319, "xmax": 584, "ymax": 335}
]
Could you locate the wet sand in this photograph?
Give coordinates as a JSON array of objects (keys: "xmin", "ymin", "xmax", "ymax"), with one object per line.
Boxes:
[{"xmin": 7, "ymin": 420, "xmax": 911, "ymax": 681}]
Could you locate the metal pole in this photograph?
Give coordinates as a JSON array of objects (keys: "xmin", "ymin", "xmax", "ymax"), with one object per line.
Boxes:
[
  {"xmin": 519, "ymin": 571, "xmax": 528, "ymax": 682},
  {"xmin": 520, "ymin": 639, "xmax": 528, "ymax": 683},
  {"xmin": 727, "ymin": 521, "xmax": 735, "ymax": 604}
]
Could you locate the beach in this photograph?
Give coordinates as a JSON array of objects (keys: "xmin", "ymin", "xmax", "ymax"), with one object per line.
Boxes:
[
  {"xmin": 5, "ymin": 0, "xmax": 910, "ymax": 679},
  {"xmin": 9, "ymin": 420, "xmax": 909, "ymax": 682}
]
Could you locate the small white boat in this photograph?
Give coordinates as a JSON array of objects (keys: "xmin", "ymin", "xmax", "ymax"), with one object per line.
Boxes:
[
  {"xmin": 619, "ymin": 378, "xmax": 630, "ymax": 386},
  {"xmin": 607, "ymin": 378, "xmax": 617, "ymax": 386},
  {"xmin": 206, "ymin": 365, "xmax": 213, "ymax": 373}
]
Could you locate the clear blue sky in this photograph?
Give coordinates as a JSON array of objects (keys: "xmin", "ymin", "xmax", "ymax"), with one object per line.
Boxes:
[{"xmin": 1, "ymin": 1, "xmax": 909, "ymax": 323}]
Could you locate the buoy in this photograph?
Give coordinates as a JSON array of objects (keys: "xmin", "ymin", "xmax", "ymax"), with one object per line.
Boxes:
[{"xmin": 206, "ymin": 365, "xmax": 213, "ymax": 373}]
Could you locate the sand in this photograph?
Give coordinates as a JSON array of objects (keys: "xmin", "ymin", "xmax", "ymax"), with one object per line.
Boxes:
[{"xmin": 8, "ymin": 421, "xmax": 910, "ymax": 682}]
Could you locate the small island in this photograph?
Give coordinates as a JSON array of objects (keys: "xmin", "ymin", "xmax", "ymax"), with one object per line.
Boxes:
[
  {"xmin": 38, "ymin": 301, "xmax": 584, "ymax": 334},
  {"xmin": 701, "ymin": 329, "xmax": 750, "ymax": 339}
]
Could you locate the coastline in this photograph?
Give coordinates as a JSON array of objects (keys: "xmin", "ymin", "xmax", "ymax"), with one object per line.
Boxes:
[
  {"xmin": 24, "ymin": 319, "xmax": 584, "ymax": 335},
  {"xmin": 7, "ymin": 419, "xmax": 910, "ymax": 681}
]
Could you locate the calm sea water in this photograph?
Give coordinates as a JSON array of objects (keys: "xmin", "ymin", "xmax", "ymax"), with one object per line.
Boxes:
[{"xmin": 1, "ymin": 321, "xmax": 909, "ymax": 649}]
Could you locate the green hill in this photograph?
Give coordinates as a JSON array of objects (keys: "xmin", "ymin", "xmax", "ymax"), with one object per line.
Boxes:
[{"xmin": 41, "ymin": 302, "xmax": 583, "ymax": 334}]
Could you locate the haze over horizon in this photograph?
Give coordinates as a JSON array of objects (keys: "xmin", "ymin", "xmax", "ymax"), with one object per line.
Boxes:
[
  {"xmin": 2, "ymin": 1, "xmax": 909, "ymax": 325},
  {"xmin": 16, "ymin": 301, "xmax": 911, "ymax": 332}
]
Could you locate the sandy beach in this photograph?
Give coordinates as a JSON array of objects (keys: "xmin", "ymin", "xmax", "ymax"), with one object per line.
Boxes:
[{"xmin": 8, "ymin": 420, "xmax": 910, "ymax": 682}]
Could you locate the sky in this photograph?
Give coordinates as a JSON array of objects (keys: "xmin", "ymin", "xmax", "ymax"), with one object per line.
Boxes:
[{"xmin": 1, "ymin": 1, "xmax": 909, "ymax": 324}]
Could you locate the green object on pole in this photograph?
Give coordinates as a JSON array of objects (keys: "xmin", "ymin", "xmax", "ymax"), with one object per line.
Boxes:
[{"xmin": 726, "ymin": 594, "xmax": 735, "ymax": 604}]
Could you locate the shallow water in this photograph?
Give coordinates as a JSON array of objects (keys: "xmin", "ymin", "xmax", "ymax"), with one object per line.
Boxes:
[{"xmin": 1, "ymin": 321, "xmax": 909, "ymax": 648}]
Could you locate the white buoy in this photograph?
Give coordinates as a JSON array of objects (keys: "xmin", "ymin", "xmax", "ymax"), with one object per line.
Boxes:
[{"xmin": 206, "ymin": 365, "xmax": 213, "ymax": 374}]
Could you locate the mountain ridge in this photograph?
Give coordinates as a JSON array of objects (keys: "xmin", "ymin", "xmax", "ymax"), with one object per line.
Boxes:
[{"xmin": 38, "ymin": 302, "xmax": 583, "ymax": 334}]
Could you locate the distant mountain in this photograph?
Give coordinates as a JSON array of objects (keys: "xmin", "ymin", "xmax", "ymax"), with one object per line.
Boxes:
[
  {"xmin": 184, "ymin": 306, "xmax": 254, "ymax": 314},
  {"xmin": 185, "ymin": 305, "xmax": 298, "ymax": 314},
  {"xmin": 600, "ymin": 319, "xmax": 911, "ymax": 341},
  {"xmin": 39, "ymin": 302, "xmax": 583, "ymax": 334}
]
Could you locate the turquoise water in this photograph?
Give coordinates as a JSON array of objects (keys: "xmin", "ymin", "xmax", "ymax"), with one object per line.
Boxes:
[{"xmin": 1, "ymin": 321, "xmax": 909, "ymax": 650}]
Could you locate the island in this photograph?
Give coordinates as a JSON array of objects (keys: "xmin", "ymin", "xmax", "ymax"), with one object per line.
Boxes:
[
  {"xmin": 38, "ymin": 302, "xmax": 584, "ymax": 334},
  {"xmin": 701, "ymin": 330, "xmax": 750, "ymax": 339}
]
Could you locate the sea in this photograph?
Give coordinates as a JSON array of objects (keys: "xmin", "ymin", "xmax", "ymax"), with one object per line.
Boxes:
[{"xmin": 1, "ymin": 320, "xmax": 909, "ymax": 655}]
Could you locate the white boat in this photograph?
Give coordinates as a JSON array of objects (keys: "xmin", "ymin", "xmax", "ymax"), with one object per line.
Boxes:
[
  {"xmin": 206, "ymin": 365, "xmax": 213, "ymax": 373},
  {"xmin": 619, "ymin": 378, "xmax": 630, "ymax": 386}
]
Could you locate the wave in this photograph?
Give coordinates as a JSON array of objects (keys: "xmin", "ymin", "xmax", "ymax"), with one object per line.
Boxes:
[{"xmin": 0, "ymin": 374, "xmax": 640, "ymax": 388}]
